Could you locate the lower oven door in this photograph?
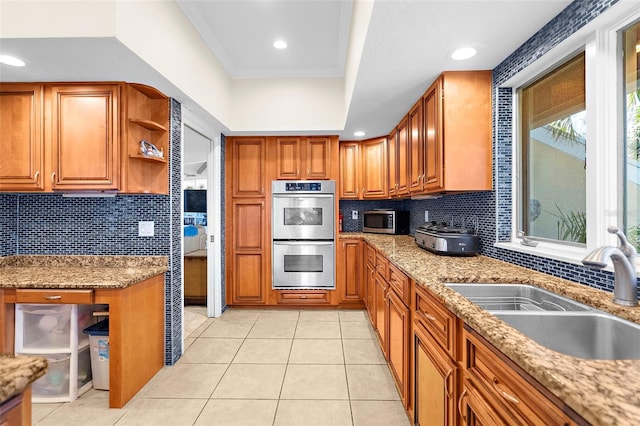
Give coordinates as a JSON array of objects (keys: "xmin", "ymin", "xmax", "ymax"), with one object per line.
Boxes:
[{"xmin": 272, "ymin": 241, "xmax": 335, "ymax": 289}]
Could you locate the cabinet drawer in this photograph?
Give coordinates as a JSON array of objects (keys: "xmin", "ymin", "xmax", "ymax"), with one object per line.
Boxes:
[
  {"xmin": 15, "ymin": 289, "xmax": 94, "ymax": 304},
  {"xmin": 365, "ymin": 244, "xmax": 376, "ymax": 267},
  {"xmin": 375, "ymin": 251, "xmax": 389, "ymax": 281},
  {"xmin": 463, "ymin": 326, "xmax": 579, "ymax": 425},
  {"xmin": 389, "ymin": 263, "xmax": 410, "ymax": 306},
  {"xmin": 413, "ymin": 285, "xmax": 457, "ymax": 359},
  {"xmin": 277, "ymin": 290, "xmax": 330, "ymax": 304}
]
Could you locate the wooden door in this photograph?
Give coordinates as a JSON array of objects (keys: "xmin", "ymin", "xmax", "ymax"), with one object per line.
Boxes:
[
  {"xmin": 48, "ymin": 84, "xmax": 120, "ymax": 190},
  {"xmin": 388, "ymin": 128, "xmax": 398, "ymax": 197},
  {"xmin": 229, "ymin": 199, "xmax": 267, "ymax": 304},
  {"xmin": 339, "ymin": 142, "xmax": 360, "ymax": 198},
  {"xmin": 396, "ymin": 116, "xmax": 410, "ymax": 196},
  {"xmin": 0, "ymin": 84, "xmax": 44, "ymax": 190},
  {"xmin": 275, "ymin": 137, "xmax": 302, "ymax": 180},
  {"xmin": 423, "ymin": 79, "xmax": 443, "ymax": 191},
  {"xmin": 409, "ymin": 99, "xmax": 424, "ymax": 193},
  {"xmin": 306, "ymin": 136, "xmax": 331, "ymax": 179},
  {"xmin": 337, "ymin": 239, "xmax": 363, "ymax": 304},
  {"xmin": 361, "ymin": 137, "xmax": 388, "ymax": 199},
  {"xmin": 388, "ymin": 290, "xmax": 410, "ymax": 406},
  {"xmin": 375, "ymin": 273, "xmax": 389, "ymax": 357},
  {"xmin": 230, "ymin": 137, "xmax": 266, "ymax": 197},
  {"xmin": 414, "ymin": 327, "xmax": 458, "ymax": 426}
]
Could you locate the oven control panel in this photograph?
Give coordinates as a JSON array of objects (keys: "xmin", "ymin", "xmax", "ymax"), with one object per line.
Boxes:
[{"xmin": 285, "ymin": 182, "xmax": 322, "ymax": 192}]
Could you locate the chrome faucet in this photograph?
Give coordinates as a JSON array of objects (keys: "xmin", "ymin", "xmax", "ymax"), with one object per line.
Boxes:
[{"xmin": 582, "ymin": 226, "xmax": 638, "ymax": 307}]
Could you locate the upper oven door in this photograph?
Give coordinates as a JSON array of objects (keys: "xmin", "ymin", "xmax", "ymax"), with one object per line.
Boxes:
[{"xmin": 272, "ymin": 193, "xmax": 335, "ymax": 240}]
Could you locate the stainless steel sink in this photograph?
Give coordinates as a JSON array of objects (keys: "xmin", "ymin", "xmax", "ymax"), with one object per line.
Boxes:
[
  {"xmin": 445, "ymin": 283, "xmax": 593, "ymax": 312},
  {"xmin": 494, "ymin": 312, "xmax": 640, "ymax": 360}
]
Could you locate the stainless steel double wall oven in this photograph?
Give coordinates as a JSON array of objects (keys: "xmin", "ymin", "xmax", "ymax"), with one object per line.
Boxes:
[{"xmin": 271, "ymin": 180, "xmax": 335, "ymax": 289}]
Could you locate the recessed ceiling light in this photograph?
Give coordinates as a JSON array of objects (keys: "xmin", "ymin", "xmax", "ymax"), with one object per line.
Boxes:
[
  {"xmin": 354, "ymin": 131, "xmax": 365, "ymax": 137},
  {"xmin": 0, "ymin": 54, "xmax": 25, "ymax": 67},
  {"xmin": 273, "ymin": 40, "xmax": 287, "ymax": 50},
  {"xmin": 451, "ymin": 47, "xmax": 477, "ymax": 61}
]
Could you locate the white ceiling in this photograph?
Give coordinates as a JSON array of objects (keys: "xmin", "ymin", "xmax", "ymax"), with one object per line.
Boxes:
[{"xmin": 0, "ymin": 0, "xmax": 573, "ymax": 143}]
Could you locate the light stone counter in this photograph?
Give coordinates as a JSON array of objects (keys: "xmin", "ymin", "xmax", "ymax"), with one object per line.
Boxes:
[
  {"xmin": 0, "ymin": 355, "xmax": 47, "ymax": 404},
  {"xmin": 0, "ymin": 255, "xmax": 168, "ymax": 289},
  {"xmin": 341, "ymin": 233, "xmax": 640, "ymax": 426}
]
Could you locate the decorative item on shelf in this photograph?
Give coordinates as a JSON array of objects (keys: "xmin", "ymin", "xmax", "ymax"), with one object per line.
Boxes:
[{"xmin": 140, "ymin": 139, "xmax": 164, "ymax": 159}]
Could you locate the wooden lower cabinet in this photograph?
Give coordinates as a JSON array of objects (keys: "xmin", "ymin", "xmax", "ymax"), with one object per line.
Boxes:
[
  {"xmin": 184, "ymin": 256, "xmax": 206, "ymax": 305},
  {"xmin": 414, "ymin": 323, "xmax": 458, "ymax": 426},
  {"xmin": 374, "ymin": 273, "xmax": 388, "ymax": 354},
  {"xmin": 365, "ymin": 260, "xmax": 376, "ymax": 326},
  {"xmin": 388, "ymin": 289, "xmax": 410, "ymax": 407},
  {"xmin": 336, "ymin": 238, "xmax": 364, "ymax": 306}
]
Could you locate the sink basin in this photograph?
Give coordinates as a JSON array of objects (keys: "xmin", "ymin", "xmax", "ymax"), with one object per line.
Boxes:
[
  {"xmin": 445, "ymin": 284, "xmax": 593, "ymax": 312},
  {"xmin": 494, "ymin": 312, "xmax": 640, "ymax": 360}
]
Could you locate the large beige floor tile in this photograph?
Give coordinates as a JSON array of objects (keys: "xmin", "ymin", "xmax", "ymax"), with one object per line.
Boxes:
[
  {"xmin": 184, "ymin": 306, "xmax": 209, "ymax": 336},
  {"xmin": 274, "ymin": 400, "xmax": 352, "ymax": 426},
  {"xmin": 219, "ymin": 309, "xmax": 263, "ymax": 322},
  {"xmin": 343, "ymin": 339, "xmax": 387, "ymax": 364},
  {"xmin": 31, "ymin": 403, "xmax": 62, "ymax": 425},
  {"xmin": 115, "ymin": 398, "xmax": 206, "ymax": 426},
  {"xmin": 212, "ymin": 364, "xmax": 286, "ymax": 399},
  {"xmin": 194, "ymin": 399, "xmax": 278, "ymax": 426},
  {"xmin": 248, "ymin": 320, "xmax": 298, "ymax": 338},
  {"xmin": 339, "ymin": 310, "xmax": 369, "ymax": 322},
  {"xmin": 188, "ymin": 318, "xmax": 216, "ymax": 338},
  {"xmin": 341, "ymin": 321, "xmax": 377, "ymax": 339},
  {"xmin": 295, "ymin": 321, "xmax": 342, "ymax": 338},
  {"xmin": 299, "ymin": 310, "xmax": 340, "ymax": 322},
  {"xmin": 351, "ymin": 400, "xmax": 411, "ymax": 426},
  {"xmin": 144, "ymin": 363, "xmax": 228, "ymax": 399},
  {"xmin": 289, "ymin": 339, "xmax": 344, "ymax": 364},
  {"xmin": 200, "ymin": 320, "xmax": 255, "ymax": 338},
  {"xmin": 280, "ymin": 364, "xmax": 349, "ymax": 400},
  {"xmin": 346, "ymin": 365, "xmax": 401, "ymax": 400},
  {"xmin": 257, "ymin": 310, "xmax": 300, "ymax": 321},
  {"xmin": 233, "ymin": 338, "xmax": 292, "ymax": 364},
  {"xmin": 34, "ymin": 397, "xmax": 125, "ymax": 426},
  {"xmin": 179, "ymin": 338, "xmax": 243, "ymax": 364}
]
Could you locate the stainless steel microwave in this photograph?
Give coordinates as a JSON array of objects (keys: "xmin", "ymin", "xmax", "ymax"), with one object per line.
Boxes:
[{"xmin": 362, "ymin": 210, "xmax": 410, "ymax": 235}]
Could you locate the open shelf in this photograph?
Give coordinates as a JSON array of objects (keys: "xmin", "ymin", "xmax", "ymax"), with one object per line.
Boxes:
[
  {"xmin": 129, "ymin": 118, "xmax": 167, "ymax": 132},
  {"xmin": 129, "ymin": 154, "xmax": 167, "ymax": 163}
]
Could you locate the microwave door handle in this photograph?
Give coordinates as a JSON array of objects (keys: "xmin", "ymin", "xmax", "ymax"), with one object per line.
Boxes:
[{"xmin": 273, "ymin": 241, "xmax": 333, "ymax": 246}]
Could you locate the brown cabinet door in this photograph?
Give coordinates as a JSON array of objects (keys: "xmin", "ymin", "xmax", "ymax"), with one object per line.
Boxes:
[
  {"xmin": 184, "ymin": 257, "xmax": 207, "ymax": 303},
  {"xmin": 375, "ymin": 273, "xmax": 389, "ymax": 357},
  {"xmin": 339, "ymin": 141, "xmax": 360, "ymax": 198},
  {"xmin": 48, "ymin": 84, "xmax": 120, "ymax": 190},
  {"xmin": 0, "ymin": 84, "xmax": 44, "ymax": 190},
  {"xmin": 275, "ymin": 137, "xmax": 303, "ymax": 180},
  {"xmin": 388, "ymin": 290, "xmax": 410, "ymax": 406},
  {"xmin": 229, "ymin": 137, "xmax": 266, "ymax": 197},
  {"xmin": 423, "ymin": 79, "xmax": 443, "ymax": 191},
  {"xmin": 365, "ymin": 261, "xmax": 376, "ymax": 326},
  {"xmin": 396, "ymin": 116, "xmax": 410, "ymax": 196},
  {"xmin": 414, "ymin": 326, "xmax": 458, "ymax": 426},
  {"xmin": 305, "ymin": 136, "xmax": 331, "ymax": 179},
  {"xmin": 361, "ymin": 137, "xmax": 388, "ymax": 199},
  {"xmin": 387, "ymin": 128, "xmax": 398, "ymax": 197},
  {"xmin": 409, "ymin": 99, "xmax": 424, "ymax": 193},
  {"xmin": 337, "ymin": 239, "xmax": 363, "ymax": 304},
  {"xmin": 229, "ymin": 199, "xmax": 267, "ymax": 304}
]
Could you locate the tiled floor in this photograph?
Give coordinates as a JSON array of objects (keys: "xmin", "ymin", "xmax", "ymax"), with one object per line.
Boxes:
[{"xmin": 32, "ymin": 308, "xmax": 411, "ymax": 426}]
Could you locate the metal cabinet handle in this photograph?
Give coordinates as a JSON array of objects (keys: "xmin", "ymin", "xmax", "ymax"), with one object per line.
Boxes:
[
  {"xmin": 419, "ymin": 310, "xmax": 436, "ymax": 322},
  {"xmin": 44, "ymin": 295, "xmax": 62, "ymax": 300},
  {"xmin": 34, "ymin": 171, "xmax": 40, "ymax": 181},
  {"xmin": 51, "ymin": 172, "xmax": 56, "ymax": 187},
  {"xmin": 458, "ymin": 388, "xmax": 468, "ymax": 421},
  {"xmin": 492, "ymin": 377, "xmax": 519, "ymax": 404},
  {"xmin": 444, "ymin": 369, "xmax": 453, "ymax": 398}
]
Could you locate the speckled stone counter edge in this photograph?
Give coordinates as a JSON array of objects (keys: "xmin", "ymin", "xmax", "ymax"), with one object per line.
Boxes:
[
  {"xmin": 0, "ymin": 355, "xmax": 47, "ymax": 404},
  {"xmin": 340, "ymin": 233, "xmax": 640, "ymax": 426}
]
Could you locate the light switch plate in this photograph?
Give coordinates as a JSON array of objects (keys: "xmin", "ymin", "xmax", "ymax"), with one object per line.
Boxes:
[
  {"xmin": 425, "ymin": 210, "xmax": 429, "ymax": 222},
  {"xmin": 351, "ymin": 210, "xmax": 358, "ymax": 220},
  {"xmin": 138, "ymin": 221, "xmax": 155, "ymax": 236}
]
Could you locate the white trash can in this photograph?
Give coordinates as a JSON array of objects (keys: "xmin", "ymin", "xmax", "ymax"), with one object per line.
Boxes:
[{"xmin": 83, "ymin": 319, "xmax": 109, "ymax": 390}]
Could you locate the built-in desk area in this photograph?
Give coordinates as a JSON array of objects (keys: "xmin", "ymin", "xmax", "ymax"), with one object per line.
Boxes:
[{"xmin": 0, "ymin": 255, "xmax": 168, "ymax": 409}]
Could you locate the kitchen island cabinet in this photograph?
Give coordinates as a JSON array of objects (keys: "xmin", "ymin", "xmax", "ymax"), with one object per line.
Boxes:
[
  {"xmin": 0, "ymin": 255, "xmax": 167, "ymax": 409},
  {"xmin": 0, "ymin": 355, "xmax": 47, "ymax": 426}
]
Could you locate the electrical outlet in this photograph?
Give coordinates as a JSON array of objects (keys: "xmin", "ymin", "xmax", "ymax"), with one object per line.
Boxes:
[
  {"xmin": 425, "ymin": 210, "xmax": 429, "ymax": 222},
  {"xmin": 351, "ymin": 210, "xmax": 359, "ymax": 220},
  {"xmin": 138, "ymin": 221, "xmax": 155, "ymax": 237}
]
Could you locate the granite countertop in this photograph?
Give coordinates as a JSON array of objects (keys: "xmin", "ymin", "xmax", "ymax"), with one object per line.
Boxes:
[
  {"xmin": 0, "ymin": 255, "xmax": 168, "ymax": 289},
  {"xmin": 341, "ymin": 233, "xmax": 640, "ymax": 425},
  {"xmin": 0, "ymin": 355, "xmax": 47, "ymax": 404}
]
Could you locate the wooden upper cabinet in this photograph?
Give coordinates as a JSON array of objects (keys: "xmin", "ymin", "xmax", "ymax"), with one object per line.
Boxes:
[
  {"xmin": 396, "ymin": 116, "xmax": 410, "ymax": 196},
  {"xmin": 228, "ymin": 137, "xmax": 266, "ymax": 197},
  {"xmin": 0, "ymin": 84, "xmax": 44, "ymax": 190},
  {"xmin": 423, "ymin": 79, "xmax": 442, "ymax": 191},
  {"xmin": 360, "ymin": 137, "xmax": 388, "ymax": 199},
  {"xmin": 47, "ymin": 84, "xmax": 121, "ymax": 191},
  {"xmin": 388, "ymin": 128, "xmax": 398, "ymax": 197},
  {"xmin": 275, "ymin": 136, "xmax": 331, "ymax": 180},
  {"xmin": 339, "ymin": 141, "xmax": 360, "ymax": 198},
  {"xmin": 408, "ymin": 99, "xmax": 424, "ymax": 193}
]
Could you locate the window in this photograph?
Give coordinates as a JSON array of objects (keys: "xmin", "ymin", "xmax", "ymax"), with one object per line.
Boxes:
[
  {"xmin": 519, "ymin": 53, "xmax": 586, "ymax": 245},
  {"xmin": 623, "ymin": 21, "xmax": 640, "ymax": 249}
]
